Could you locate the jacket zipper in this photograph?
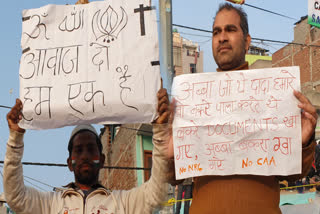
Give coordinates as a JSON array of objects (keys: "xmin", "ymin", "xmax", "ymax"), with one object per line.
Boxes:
[
  {"xmin": 83, "ymin": 198, "xmax": 86, "ymax": 214},
  {"xmin": 63, "ymin": 188, "xmax": 110, "ymax": 213}
]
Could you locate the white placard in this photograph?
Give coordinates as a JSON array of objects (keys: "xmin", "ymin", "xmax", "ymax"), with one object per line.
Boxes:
[
  {"xmin": 172, "ymin": 67, "xmax": 301, "ymax": 179},
  {"xmin": 19, "ymin": 1, "xmax": 160, "ymax": 129}
]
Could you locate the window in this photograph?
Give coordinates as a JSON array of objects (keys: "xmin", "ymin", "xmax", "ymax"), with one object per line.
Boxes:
[
  {"xmin": 190, "ymin": 63, "xmax": 196, "ymax": 73},
  {"xmin": 144, "ymin": 151, "xmax": 152, "ymax": 181}
]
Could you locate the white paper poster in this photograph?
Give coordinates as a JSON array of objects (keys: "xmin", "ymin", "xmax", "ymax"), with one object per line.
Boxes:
[
  {"xmin": 19, "ymin": 1, "xmax": 160, "ymax": 129},
  {"xmin": 172, "ymin": 67, "xmax": 302, "ymax": 179}
]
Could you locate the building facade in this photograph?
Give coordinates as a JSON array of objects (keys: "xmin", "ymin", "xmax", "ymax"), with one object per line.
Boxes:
[
  {"xmin": 272, "ymin": 16, "xmax": 320, "ymax": 138},
  {"xmin": 246, "ymin": 45, "xmax": 272, "ymax": 69},
  {"xmin": 173, "ymin": 31, "xmax": 203, "ymax": 76},
  {"xmin": 99, "ymin": 124, "xmax": 154, "ymax": 190},
  {"xmin": 99, "ymin": 124, "xmax": 174, "ymax": 213}
]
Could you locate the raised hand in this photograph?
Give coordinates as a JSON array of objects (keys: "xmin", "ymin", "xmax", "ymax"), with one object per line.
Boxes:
[
  {"xmin": 155, "ymin": 88, "xmax": 170, "ymax": 124},
  {"xmin": 7, "ymin": 99, "xmax": 25, "ymax": 133},
  {"xmin": 294, "ymin": 90, "xmax": 317, "ymax": 147}
]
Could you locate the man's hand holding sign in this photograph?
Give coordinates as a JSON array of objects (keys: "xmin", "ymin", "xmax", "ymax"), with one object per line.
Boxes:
[
  {"xmin": 171, "ymin": 66, "xmax": 317, "ymax": 179},
  {"xmin": 293, "ymin": 90, "xmax": 318, "ymax": 147}
]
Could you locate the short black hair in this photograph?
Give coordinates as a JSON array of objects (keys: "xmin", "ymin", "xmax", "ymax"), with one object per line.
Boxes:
[
  {"xmin": 68, "ymin": 129, "xmax": 103, "ymax": 157},
  {"xmin": 214, "ymin": 3, "xmax": 249, "ymax": 37}
]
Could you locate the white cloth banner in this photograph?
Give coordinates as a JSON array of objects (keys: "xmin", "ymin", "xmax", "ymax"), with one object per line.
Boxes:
[
  {"xmin": 19, "ymin": 1, "xmax": 160, "ymax": 129},
  {"xmin": 172, "ymin": 67, "xmax": 302, "ymax": 179}
]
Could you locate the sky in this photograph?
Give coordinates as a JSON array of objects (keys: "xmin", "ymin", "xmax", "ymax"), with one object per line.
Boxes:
[{"xmin": 0, "ymin": 0, "xmax": 308, "ymax": 193}]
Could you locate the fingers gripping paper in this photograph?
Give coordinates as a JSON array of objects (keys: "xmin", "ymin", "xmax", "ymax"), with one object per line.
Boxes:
[
  {"xmin": 19, "ymin": 1, "xmax": 160, "ymax": 129},
  {"xmin": 172, "ymin": 67, "xmax": 302, "ymax": 179}
]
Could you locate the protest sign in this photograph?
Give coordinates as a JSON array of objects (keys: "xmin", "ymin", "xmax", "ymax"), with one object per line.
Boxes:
[
  {"xmin": 172, "ymin": 67, "xmax": 301, "ymax": 179},
  {"xmin": 309, "ymin": 0, "xmax": 320, "ymax": 28},
  {"xmin": 19, "ymin": 1, "xmax": 160, "ymax": 129}
]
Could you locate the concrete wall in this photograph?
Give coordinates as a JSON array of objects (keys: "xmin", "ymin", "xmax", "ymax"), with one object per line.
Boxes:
[
  {"xmin": 272, "ymin": 18, "xmax": 320, "ymax": 91},
  {"xmin": 182, "ymin": 48, "xmax": 203, "ymax": 74},
  {"xmin": 272, "ymin": 17, "xmax": 320, "ymax": 138},
  {"xmin": 246, "ymin": 54, "xmax": 272, "ymax": 66},
  {"xmin": 173, "ymin": 32, "xmax": 204, "ymax": 76},
  {"xmin": 249, "ymin": 59, "xmax": 272, "ymax": 69},
  {"xmin": 99, "ymin": 124, "xmax": 139, "ymax": 190}
]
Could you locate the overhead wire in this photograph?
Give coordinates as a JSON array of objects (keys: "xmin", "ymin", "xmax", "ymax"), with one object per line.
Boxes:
[
  {"xmin": 24, "ymin": 175, "xmax": 55, "ymax": 189},
  {"xmin": 252, "ymin": 41, "xmax": 284, "ymax": 55},
  {"xmin": 23, "ymin": 178, "xmax": 51, "ymax": 191},
  {"xmin": 0, "ymin": 164, "xmax": 54, "ymax": 191},
  {"xmin": 0, "ymin": 125, "xmax": 154, "ymax": 172},
  {"xmin": 178, "ymin": 31, "xmax": 211, "ymax": 38},
  {"xmin": 243, "ymin": 3, "xmax": 298, "ymax": 21},
  {"xmin": 172, "ymin": 24, "xmax": 320, "ymax": 48},
  {"xmin": 0, "ymin": 165, "xmax": 50, "ymax": 192},
  {"xmin": 173, "ymin": 24, "xmax": 212, "ymax": 34},
  {"xmin": 178, "ymin": 35, "xmax": 212, "ymax": 44},
  {"xmin": 178, "ymin": 32, "xmax": 212, "ymax": 44},
  {"xmin": 0, "ymin": 161, "xmax": 151, "ymax": 170},
  {"xmin": 250, "ymin": 41, "xmax": 274, "ymax": 54},
  {"xmin": 0, "ymin": 125, "xmax": 153, "ymax": 171},
  {"xmin": 24, "ymin": 179, "xmax": 48, "ymax": 192},
  {"xmin": 0, "ymin": 105, "xmax": 11, "ymax": 110}
]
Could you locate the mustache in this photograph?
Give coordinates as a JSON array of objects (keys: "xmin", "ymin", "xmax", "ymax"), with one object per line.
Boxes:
[
  {"xmin": 78, "ymin": 161, "xmax": 95, "ymax": 168},
  {"xmin": 218, "ymin": 44, "xmax": 232, "ymax": 52}
]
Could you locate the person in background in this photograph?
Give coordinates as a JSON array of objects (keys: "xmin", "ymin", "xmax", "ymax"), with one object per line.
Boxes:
[{"xmin": 175, "ymin": 178, "xmax": 193, "ymax": 214}]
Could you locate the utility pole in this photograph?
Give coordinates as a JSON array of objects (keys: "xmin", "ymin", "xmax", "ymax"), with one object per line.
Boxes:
[
  {"xmin": 159, "ymin": 0, "xmax": 174, "ymax": 95},
  {"xmin": 158, "ymin": 4, "xmax": 174, "ymax": 213}
]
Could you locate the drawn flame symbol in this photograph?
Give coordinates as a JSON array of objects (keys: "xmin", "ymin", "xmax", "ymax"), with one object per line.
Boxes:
[{"xmin": 92, "ymin": 6, "xmax": 128, "ymax": 43}]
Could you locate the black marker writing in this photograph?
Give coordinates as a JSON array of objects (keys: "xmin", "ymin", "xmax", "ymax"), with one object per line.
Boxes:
[
  {"xmin": 90, "ymin": 42, "xmax": 109, "ymax": 71},
  {"xmin": 23, "ymin": 13, "xmax": 50, "ymax": 40},
  {"xmin": 22, "ymin": 86, "xmax": 52, "ymax": 121},
  {"xmin": 92, "ymin": 6, "xmax": 128, "ymax": 43},
  {"xmin": 59, "ymin": 7, "xmax": 85, "ymax": 32},
  {"xmin": 116, "ymin": 65, "xmax": 138, "ymax": 111},
  {"xmin": 20, "ymin": 45, "xmax": 81, "ymax": 80},
  {"xmin": 68, "ymin": 81, "xmax": 106, "ymax": 115}
]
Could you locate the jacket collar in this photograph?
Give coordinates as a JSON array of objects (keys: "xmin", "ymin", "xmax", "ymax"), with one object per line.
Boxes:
[
  {"xmin": 62, "ymin": 182, "xmax": 111, "ymax": 198},
  {"xmin": 64, "ymin": 182, "xmax": 106, "ymax": 190}
]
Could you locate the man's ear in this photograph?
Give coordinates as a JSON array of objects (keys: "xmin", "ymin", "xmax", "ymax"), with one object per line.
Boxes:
[
  {"xmin": 99, "ymin": 154, "xmax": 106, "ymax": 169},
  {"xmin": 245, "ymin": 34, "xmax": 251, "ymax": 53},
  {"xmin": 67, "ymin": 157, "xmax": 74, "ymax": 172}
]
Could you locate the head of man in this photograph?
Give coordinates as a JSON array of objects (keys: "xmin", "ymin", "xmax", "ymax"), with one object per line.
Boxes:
[
  {"xmin": 67, "ymin": 125, "xmax": 105, "ymax": 187},
  {"xmin": 212, "ymin": 3, "xmax": 251, "ymax": 71}
]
